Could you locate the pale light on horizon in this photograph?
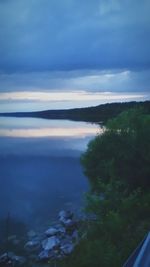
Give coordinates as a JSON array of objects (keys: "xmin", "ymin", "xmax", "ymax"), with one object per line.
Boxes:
[
  {"xmin": 0, "ymin": 90, "xmax": 149, "ymax": 113},
  {"xmin": 0, "ymin": 90, "xmax": 146, "ymax": 102}
]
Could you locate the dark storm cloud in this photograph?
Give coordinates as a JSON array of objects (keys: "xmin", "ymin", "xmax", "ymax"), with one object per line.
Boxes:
[
  {"xmin": 0, "ymin": 69, "xmax": 150, "ymax": 93},
  {"xmin": 0, "ymin": 0, "xmax": 150, "ymax": 72}
]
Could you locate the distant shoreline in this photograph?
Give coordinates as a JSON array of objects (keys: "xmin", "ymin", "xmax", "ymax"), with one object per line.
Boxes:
[{"xmin": 0, "ymin": 101, "xmax": 150, "ymax": 123}]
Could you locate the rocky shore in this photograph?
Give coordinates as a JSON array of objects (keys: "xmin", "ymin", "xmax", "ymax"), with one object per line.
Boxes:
[{"xmin": 0, "ymin": 210, "xmax": 80, "ymax": 267}]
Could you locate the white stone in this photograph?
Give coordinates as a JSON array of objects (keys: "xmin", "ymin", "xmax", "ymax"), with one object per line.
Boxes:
[
  {"xmin": 24, "ymin": 240, "xmax": 40, "ymax": 251},
  {"xmin": 42, "ymin": 236, "xmax": 60, "ymax": 251},
  {"xmin": 45, "ymin": 227, "xmax": 58, "ymax": 237}
]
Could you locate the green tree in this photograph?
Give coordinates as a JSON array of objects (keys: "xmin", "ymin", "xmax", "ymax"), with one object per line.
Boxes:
[
  {"xmin": 59, "ymin": 108, "xmax": 150, "ymax": 267},
  {"xmin": 81, "ymin": 108, "xmax": 150, "ymax": 190}
]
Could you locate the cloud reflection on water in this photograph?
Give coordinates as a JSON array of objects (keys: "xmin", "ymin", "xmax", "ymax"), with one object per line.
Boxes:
[
  {"xmin": 0, "ymin": 126, "xmax": 100, "ymax": 138},
  {"xmin": 0, "ymin": 117, "xmax": 100, "ymax": 138}
]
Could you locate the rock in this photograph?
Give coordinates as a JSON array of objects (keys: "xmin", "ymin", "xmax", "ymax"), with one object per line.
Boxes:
[
  {"xmin": 42, "ymin": 236, "xmax": 60, "ymax": 251},
  {"xmin": 11, "ymin": 255, "xmax": 26, "ymax": 265},
  {"xmin": 61, "ymin": 242, "xmax": 74, "ymax": 255},
  {"xmin": 58, "ymin": 211, "xmax": 77, "ymax": 233},
  {"xmin": 38, "ymin": 250, "xmax": 50, "ymax": 261},
  {"xmin": 38, "ymin": 249, "xmax": 64, "ymax": 261},
  {"xmin": 38, "ymin": 210, "xmax": 78, "ymax": 262},
  {"xmin": 60, "ymin": 235, "xmax": 72, "ymax": 246},
  {"xmin": 63, "ymin": 218, "xmax": 75, "ymax": 227},
  {"xmin": 0, "ymin": 252, "xmax": 26, "ymax": 266},
  {"xmin": 0, "ymin": 210, "xmax": 79, "ymax": 266},
  {"xmin": 58, "ymin": 210, "xmax": 73, "ymax": 221},
  {"xmin": 45, "ymin": 226, "xmax": 67, "ymax": 239},
  {"xmin": 60, "ymin": 218, "xmax": 77, "ymax": 235},
  {"xmin": 57, "ymin": 226, "xmax": 66, "ymax": 235},
  {"xmin": 54, "ymin": 225, "xmax": 66, "ymax": 233},
  {"xmin": 24, "ymin": 240, "xmax": 40, "ymax": 251},
  {"xmin": 45, "ymin": 227, "xmax": 58, "ymax": 237},
  {"xmin": 0, "ymin": 253, "xmax": 9, "ymax": 265}
]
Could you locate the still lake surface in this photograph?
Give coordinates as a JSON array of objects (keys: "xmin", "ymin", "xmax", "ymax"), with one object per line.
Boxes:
[{"xmin": 0, "ymin": 117, "xmax": 99, "ymax": 230}]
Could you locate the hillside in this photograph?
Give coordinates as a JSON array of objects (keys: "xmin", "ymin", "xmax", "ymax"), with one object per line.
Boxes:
[{"xmin": 0, "ymin": 101, "xmax": 150, "ymax": 122}]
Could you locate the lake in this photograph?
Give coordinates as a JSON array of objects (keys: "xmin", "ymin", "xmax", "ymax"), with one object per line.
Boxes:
[{"xmin": 0, "ymin": 117, "xmax": 99, "ymax": 232}]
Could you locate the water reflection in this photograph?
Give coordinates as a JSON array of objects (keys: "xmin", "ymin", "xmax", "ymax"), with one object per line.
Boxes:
[
  {"xmin": 0, "ymin": 117, "xmax": 99, "ymax": 138},
  {"xmin": 0, "ymin": 117, "xmax": 100, "ymax": 227}
]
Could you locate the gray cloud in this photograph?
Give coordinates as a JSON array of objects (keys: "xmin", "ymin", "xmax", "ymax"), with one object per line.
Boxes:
[
  {"xmin": 0, "ymin": 0, "xmax": 150, "ymax": 72},
  {"xmin": 0, "ymin": 69, "xmax": 150, "ymax": 93}
]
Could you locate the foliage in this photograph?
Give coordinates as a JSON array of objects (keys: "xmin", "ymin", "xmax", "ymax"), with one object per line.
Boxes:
[
  {"xmin": 66, "ymin": 100, "xmax": 150, "ymax": 122},
  {"xmin": 59, "ymin": 107, "xmax": 150, "ymax": 267},
  {"xmin": 59, "ymin": 180, "xmax": 150, "ymax": 267},
  {"xmin": 2, "ymin": 100, "xmax": 150, "ymax": 123},
  {"xmin": 81, "ymin": 108, "xmax": 150, "ymax": 189}
]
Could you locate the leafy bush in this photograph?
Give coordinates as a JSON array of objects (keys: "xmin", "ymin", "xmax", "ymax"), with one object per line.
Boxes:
[
  {"xmin": 59, "ymin": 108, "xmax": 150, "ymax": 267},
  {"xmin": 59, "ymin": 180, "xmax": 150, "ymax": 267},
  {"xmin": 81, "ymin": 108, "xmax": 150, "ymax": 189}
]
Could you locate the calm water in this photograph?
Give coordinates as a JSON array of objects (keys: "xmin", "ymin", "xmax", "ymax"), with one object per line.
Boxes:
[{"xmin": 0, "ymin": 117, "xmax": 99, "ymax": 230}]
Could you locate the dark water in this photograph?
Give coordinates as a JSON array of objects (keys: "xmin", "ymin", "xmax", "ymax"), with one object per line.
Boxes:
[{"xmin": 0, "ymin": 117, "xmax": 99, "ymax": 231}]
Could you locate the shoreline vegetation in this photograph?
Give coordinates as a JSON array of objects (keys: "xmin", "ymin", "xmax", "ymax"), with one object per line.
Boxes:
[
  {"xmin": 57, "ymin": 105, "xmax": 150, "ymax": 267},
  {"xmin": 63, "ymin": 105, "xmax": 150, "ymax": 267},
  {"xmin": 0, "ymin": 101, "xmax": 150, "ymax": 266},
  {"xmin": 0, "ymin": 100, "xmax": 150, "ymax": 123}
]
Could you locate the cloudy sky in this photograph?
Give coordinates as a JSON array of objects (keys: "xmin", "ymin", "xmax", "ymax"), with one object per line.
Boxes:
[{"xmin": 0, "ymin": 0, "xmax": 150, "ymax": 111}]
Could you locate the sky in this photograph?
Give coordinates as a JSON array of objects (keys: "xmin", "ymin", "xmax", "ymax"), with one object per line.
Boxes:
[{"xmin": 0, "ymin": 0, "xmax": 150, "ymax": 112}]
